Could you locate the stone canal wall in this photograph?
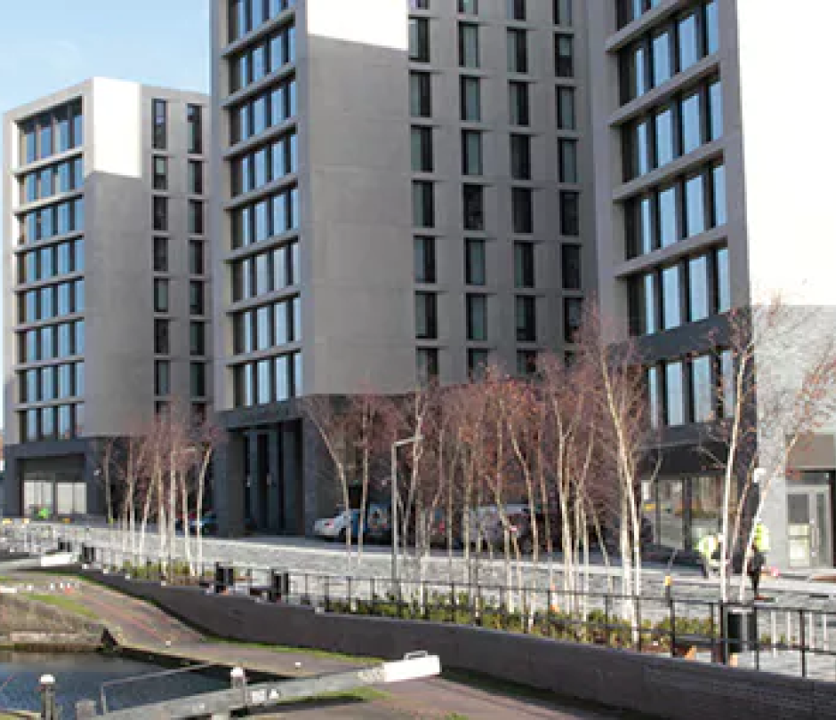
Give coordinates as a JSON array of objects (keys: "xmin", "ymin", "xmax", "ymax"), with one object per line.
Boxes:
[
  {"xmin": 84, "ymin": 571, "xmax": 836, "ymax": 720},
  {"xmin": 0, "ymin": 593, "xmax": 105, "ymax": 650}
]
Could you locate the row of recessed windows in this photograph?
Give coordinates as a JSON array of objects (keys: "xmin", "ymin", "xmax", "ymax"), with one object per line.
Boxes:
[
  {"xmin": 230, "ymin": 77, "xmax": 296, "ymax": 145},
  {"xmin": 619, "ymin": 0, "xmax": 719, "ymax": 105},
  {"xmin": 19, "ymin": 320, "xmax": 85, "ymax": 364},
  {"xmin": 20, "ymin": 198, "xmax": 84, "ymax": 246},
  {"xmin": 153, "ymin": 238, "xmax": 206, "ymax": 275},
  {"xmin": 154, "ymin": 319, "xmax": 207, "ymax": 357},
  {"xmin": 152, "ymin": 100, "xmax": 203, "ymax": 155},
  {"xmin": 411, "ymin": 0, "xmax": 573, "ymax": 26},
  {"xmin": 151, "ymin": 197, "xmax": 204, "ymax": 235},
  {"xmin": 19, "ymin": 101, "xmax": 83, "ymax": 165},
  {"xmin": 416, "ymin": 347, "xmax": 557, "ymax": 383},
  {"xmin": 231, "ymin": 240, "xmax": 300, "ymax": 302},
  {"xmin": 625, "ymin": 161, "xmax": 725, "ymax": 259},
  {"xmin": 231, "ymin": 131, "xmax": 298, "ymax": 197},
  {"xmin": 154, "ymin": 360, "xmax": 207, "ymax": 398},
  {"xmin": 416, "ymin": 292, "xmax": 546, "ymax": 343},
  {"xmin": 20, "ymin": 403, "xmax": 84, "ymax": 442},
  {"xmin": 233, "ymin": 352, "xmax": 302, "ymax": 406},
  {"xmin": 20, "ymin": 157, "xmax": 83, "ymax": 205},
  {"xmin": 18, "ymin": 238, "xmax": 84, "ymax": 285},
  {"xmin": 413, "ymin": 182, "xmax": 579, "ymax": 237},
  {"xmin": 153, "ymin": 279, "xmax": 207, "ymax": 316},
  {"xmin": 622, "ymin": 77, "xmax": 722, "ymax": 182},
  {"xmin": 230, "ymin": 23, "xmax": 296, "ymax": 93},
  {"xmin": 413, "ymin": 236, "xmax": 581, "ymax": 291},
  {"xmin": 152, "ymin": 157, "xmax": 204, "ymax": 195},
  {"xmin": 410, "ymin": 20, "xmax": 574, "ymax": 79},
  {"xmin": 21, "ymin": 362, "xmax": 84, "ymax": 404},
  {"xmin": 231, "ymin": 185, "xmax": 299, "ymax": 249},
  {"xmin": 647, "ymin": 350, "xmax": 733, "ymax": 429},
  {"xmin": 20, "ymin": 280, "xmax": 85, "ymax": 324},
  {"xmin": 228, "ymin": 0, "xmax": 295, "ymax": 44},
  {"xmin": 233, "ymin": 296, "xmax": 301, "ymax": 354},
  {"xmin": 628, "ymin": 245, "xmax": 729, "ymax": 337}
]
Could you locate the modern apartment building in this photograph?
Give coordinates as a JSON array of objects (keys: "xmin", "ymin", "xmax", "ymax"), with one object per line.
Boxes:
[
  {"xmin": 587, "ymin": 0, "xmax": 836, "ymax": 571},
  {"xmin": 210, "ymin": 0, "xmax": 591, "ymax": 535},
  {"xmin": 2, "ymin": 78, "xmax": 211, "ymax": 518}
]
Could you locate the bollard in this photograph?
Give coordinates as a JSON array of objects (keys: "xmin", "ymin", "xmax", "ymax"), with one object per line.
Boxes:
[
  {"xmin": 75, "ymin": 699, "xmax": 97, "ymax": 719},
  {"xmin": 39, "ymin": 674, "xmax": 56, "ymax": 720}
]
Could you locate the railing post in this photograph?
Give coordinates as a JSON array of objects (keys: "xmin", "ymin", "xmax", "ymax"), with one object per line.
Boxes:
[
  {"xmin": 450, "ymin": 582, "xmax": 456, "ymax": 623},
  {"xmin": 604, "ymin": 593, "xmax": 611, "ymax": 646},
  {"xmin": 800, "ymin": 609, "xmax": 807, "ymax": 678},
  {"xmin": 370, "ymin": 577, "xmax": 376, "ymax": 614},
  {"xmin": 324, "ymin": 576, "xmax": 331, "ymax": 612},
  {"xmin": 39, "ymin": 674, "xmax": 56, "ymax": 720},
  {"xmin": 636, "ymin": 595, "xmax": 643, "ymax": 652}
]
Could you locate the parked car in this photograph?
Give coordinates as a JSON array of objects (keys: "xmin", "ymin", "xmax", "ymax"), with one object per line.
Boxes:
[
  {"xmin": 466, "ymin": 504, "xmax": 529, "ymax": 549},
  {"xmin": 313, "ymin": 509, "xmax": 364, "ymax": 542},
  {"xmin": 188, "ymin": 511, "xmax": 256, "ymax": 536}
]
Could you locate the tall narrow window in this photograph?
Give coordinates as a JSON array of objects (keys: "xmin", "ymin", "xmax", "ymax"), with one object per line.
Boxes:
[
  {"xmin": 512, "ymin": 188, "xmax": 533, "ymax": 234},
  {"xmin": 463, "ymin": 184, "xmax": 484, "ymax": 231},
  {"xmin": 153, "ymin": 197, "xmax": 168, "ymax": 232},
  {"xmin": 555, "ymin": 35, "xmax": 573, "ymax": 77},
  {"xmin": 509, "ymin": 82, "xmax": 529, "ymax": 126},
  {"xmin": 459, "ymin": 24, "xmax": 480, "ymax": 68},
  {"xmin": 510, "ymin": 135, "xmax": 531, "ymax": 180},
  {"xmin": 507, "ymin": 29, "xmax": 528, "ymax": 74},
  {"xmin": 514, "ymin": 242, "xmax": 534, "ymax": 288},
  {"xmin": 461, "ymin": 76, "xmax": 481, "ymax": 122},
  {"xmin": 409, "ymin": 17, "xmax": 430, "ymax": 62},
  {"xmin": 462, "ymin": 130, "xmax": 483, "ymax": 176},
  {"xmin": 152, "ymin": 99, "xmax": 167, "ymax": 150},
  {"xmin": 556, "ymin": 86, "xmax": 575, "ymax": 130},
  {"xmin": 153, "ymin": 156, "xmax": 167, "ymax": 190},
  {"xmin": 516, "ymin": 296, "xmax": 537, "ymax": 342},
  {"xmin": 155, "ymin": 360, "xmax": 171, "ymax": 396},
  {"xmin": 507, "ymin": 0, "xmax": 526, "ymax": 20},
  {"xmin": 465, "ymin": 238, "xmax": 486, "ymax": 286},
  {"xmin": 559, "ymin": 139, "xmax": 578, "ymax": 183},
  {"xmin": 153, "ymin": 237, "xmax": 168, "ymax": 272},
  {"xmin": 561, "ymin": 244, "xmax": 581, "ymax": 289},
  {"xmin": 187, "ymin": 104, "xmax": 203, "ymax": 154},
  {"xmin": 414, "ymin": 236, "xmax": 436, "ymax": 283},
  {"xmin": 412, "ymin": 181, "xmax": 435, "ymax": 228},
  {"xmin": 665, "ymin": 361, "xmax": 685, "ymax": 426},
  {"xmin": 411, "ymin": 126, "xmax": 434, "ymax": 172},
  {"xmin": 564, "ymin": 297, "xmax": 583, "ymax": 343},
  {"xmin": 466, "ymin": 294, "xmax": 488, "ymax": 341},
  {"xmin": 554, "ymin": 0, "xmax": 572, "ymax": 25},
  {"xmin": 410, "ymin": 72, "xmax": 432, "ymax": 117},
  {"xmin": 560, "ymin": 191, "xmax": 579, "ymax": 236},
  {"xmin": 415, "ymin": 292, "xmax": 438, "ymax": 339}
]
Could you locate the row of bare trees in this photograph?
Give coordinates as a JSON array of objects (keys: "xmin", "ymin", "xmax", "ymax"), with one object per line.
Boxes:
[
  {"xmin": 306, "ymin": 299, "xmax": 836, "ymax": 607},
  {"xmin": 99, "ymin": 403, "xmax": 223, "ymax": 576}
]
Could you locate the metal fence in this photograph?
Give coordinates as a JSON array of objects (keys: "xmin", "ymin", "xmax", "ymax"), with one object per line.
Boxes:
[{"xmin": 4, "ymin": 523, "xmax": 836, "ymax": 682}]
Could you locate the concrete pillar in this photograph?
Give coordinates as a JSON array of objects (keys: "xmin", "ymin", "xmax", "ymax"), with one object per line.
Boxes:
[
  {"xmin": 217, "ymin": 432, "xmax": 245, "ymax": 537},
  {"xmin": 285, "ymin": 422, "xmax": 304, "ymax": 535},
  {"xmin": 267, "ymin": 427, "xmax": 282, "ymax": 533}
]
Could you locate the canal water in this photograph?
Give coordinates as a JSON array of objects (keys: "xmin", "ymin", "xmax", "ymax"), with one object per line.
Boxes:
[{"xmin": 0, "ymin": 651, "xmax": 225, "ymax": 717}]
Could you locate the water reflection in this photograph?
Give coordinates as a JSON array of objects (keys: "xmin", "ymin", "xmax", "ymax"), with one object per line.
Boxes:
[{"xmin": 0, "ymin": 652, "xmax": 224, "ymax": 716}]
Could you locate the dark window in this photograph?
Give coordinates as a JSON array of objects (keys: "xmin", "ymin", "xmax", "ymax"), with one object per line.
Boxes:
[
  {"xmin": 466, "ymin": 294, "xmax": 488, "ymax": 341},
  {"xmin": 415, "ymin": 292, "xmax": 438, "ymax": 339},
  {"xmin": 462, "ymin": 130, "xmax": 483, "ymax": 175},
  {"xmin": 517, "ymin": 350, "xmax": 538, "ymax": 377},
  {"xmin": 187, "ymin": 104, "xmax": 203, "ymax": 154},
  {"xmin": 459, "ymin": 24, "xmax": 480, "ymax": 68},
  {"xmin": 190, "ymin": 362, "xmax": 206, "ymax": 398},
  {"xmin": 514, "ymin": 242, "xmax": 534, "ymax": 288},
  {"xmin": 468, "ymin": 349, "xmax": 489, "ymax": 380},
  {"xmin": 409, "ymin": 17, "xmax": 430, "ymax": 62},
  {"xmin": 461, "ymin": 76, "xmax": 481, "ymax": 121},
  {"xmin": 510, "ymin": 134, "xmax": 531, "ymax": 180},
  {"xmin": 516, "ymin": 296, "xmax": 536, "ymax": 342},
  {"xmin": 508, "ymin": 0, "xmax": 526, "ymax": 20},
  {"xmin": 411, "ymin": 126, "xmax": 434, "ymax": 172},
  {"xmin": 190, "ymin": 321, "xmax": 206, "ymax": 356},
  {"xmin": 564, "ymin": 297, "xmax": 583, "ymax": 343},
  {"xmin": 410, "ymin": 72, "xmax": 432, "ymax": 117},
  {"xmin": 416, "ymin": 348, "xmax": 439, "ymax": 384},
  {"xmin": 557, "ymin": 86, "xmax": 575, "ymax": 129},
  {"xmin": 512, "ymin": 187, "xmax": 533, "ymax": 234},
  {"xmin": 153, "ymin": 196, "xmax": 168, "ymax": 232},
  {"xmin": 153, "ymin": 237, "xmax": 168, "ymax": 272},
  {"xmin": 153, "ymin": 156, "xmax": 167, "ymax": 190},
  {"xmin": 560, "ymin": 191, "xmax": 579, "ymax": 236},
  {"xmin": 190, "ymin": 281, "xmax": 204, "ymax": 315},
  {"xmin": 555, "ymin": 34, "xmax": 574, "ymax": 77},
  {"xmin": 554, "ymin": 0, "xmax": 572, "ymax": 25},
  {"xmin": 413, "ymin": 181, "xmax": 435, "ymax": 228},
  {"xmin": 507, "ymin": 29, "xmax": 528, "ymax": 73},
  {"xmin": 465, "ymin": 238, "xmax": 486, "ymax": 286},
  {"xmin": 189, "ymin": 240, "xmax": 205, "ymax": 275},
  {"xmin": 188, "ymin": 161, "xmax": 204, "ymax": 195},
  {"xmin": 509, "ymin": 81, "xmax": 529, "ymax": 126},
  {"xmin": 561, "ymin": 244, "xmax": 581, "ymax": 289},
  {"xmin": 463, "ymin": 184, "xmax": 484, "ymax": 231},
  {"xmin": 152, "ymin": 99, "xmax": 167, "ymax": 150},
  {"xmin": 154, "ymin": 319, "xmax": 170, "ymax": 355},
  {"xmin": 458, "ymin": 0, "xmax": 478, "ymax": 13},
  {"xmin": 414, "ymin": 236, "xmax": 436, "ymax": 283},
  {"xmin": 155, "ymin": 360, "xmax": 170, "ymax": 396},
  {"xmin": 154, "ymin": 279, "xmax": 169, "ymax": 313},
  {"xmin": 189, "ymin": 200, "xmax": 204, "ymax": 235}
]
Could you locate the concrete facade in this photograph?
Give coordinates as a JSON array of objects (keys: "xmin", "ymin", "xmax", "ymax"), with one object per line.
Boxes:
[
  {"xmin": 587, "ymin": 0, "xmax": 836, "ymax": 571},
  {"xmin": 2, "ymin": 78, "xmax": 211, "ymax": 518},
  {"xmin": 210, "ymin": 0, "xmax": 592, "ymax": 536}
]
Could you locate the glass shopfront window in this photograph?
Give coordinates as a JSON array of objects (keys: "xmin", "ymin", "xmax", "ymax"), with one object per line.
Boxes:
[{"xmin": 644, "ymin": 475, "xmax": 725, "ymax": 553}]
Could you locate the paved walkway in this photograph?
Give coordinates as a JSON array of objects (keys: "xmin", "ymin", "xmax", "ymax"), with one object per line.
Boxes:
[{"xmin": 9, "ymin": 571, "xmax": 638, "ymax": 719}]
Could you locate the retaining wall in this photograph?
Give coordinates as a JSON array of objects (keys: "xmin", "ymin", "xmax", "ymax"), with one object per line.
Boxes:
[{"xmin": 85, "ymin": 571, "xmax": 836, "ymax": 719}]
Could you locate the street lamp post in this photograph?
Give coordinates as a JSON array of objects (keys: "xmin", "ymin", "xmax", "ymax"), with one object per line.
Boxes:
[{"xmin": 390, "ymin": 436, "xmax": 422, "ymax": 587}]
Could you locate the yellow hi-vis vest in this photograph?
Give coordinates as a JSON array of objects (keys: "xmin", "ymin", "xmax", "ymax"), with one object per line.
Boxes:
[
  {"xmin": 697, "ymin": 533, "xmax": 719, "ymax": 561},
  {"xmin": 754, "ymin": 522, "xmax": 770, "ymax": 552}
]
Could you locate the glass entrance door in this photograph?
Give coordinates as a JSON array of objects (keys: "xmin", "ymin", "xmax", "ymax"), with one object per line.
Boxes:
[{"xmin": 787, "ymin": 489, "xmax": 832, "ymax": 569}]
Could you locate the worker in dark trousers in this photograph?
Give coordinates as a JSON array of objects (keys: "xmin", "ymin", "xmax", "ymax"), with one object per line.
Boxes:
[{"xmin": 747, "ymin": 543, "xmax": 766, "ymax": 601}]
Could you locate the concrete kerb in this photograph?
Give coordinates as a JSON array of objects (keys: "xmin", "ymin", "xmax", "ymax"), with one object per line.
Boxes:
[{"xmin": 79, "ymin": 569, "xmax": 836, "ymax": 720}]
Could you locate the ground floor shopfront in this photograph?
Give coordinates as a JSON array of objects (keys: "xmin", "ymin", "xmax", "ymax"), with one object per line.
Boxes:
[
  {"xmin": 644, "ymin": 468, "xmax": 836, "ymax": 572},
  {"xmin": 2, "ymin": 439, "xmax": 103, "ymax": 519}
]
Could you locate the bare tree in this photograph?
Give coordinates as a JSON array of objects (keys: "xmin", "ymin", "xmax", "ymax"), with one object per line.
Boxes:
[{"xmin": 704, "ymin": 298, "xmax": 836, "ymax": 601}]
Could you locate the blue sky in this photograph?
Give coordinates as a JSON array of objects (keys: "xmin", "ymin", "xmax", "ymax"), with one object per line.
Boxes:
[{"xmin": 0, "ymin": 0, "xmax": 210, "ymax": 427}]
